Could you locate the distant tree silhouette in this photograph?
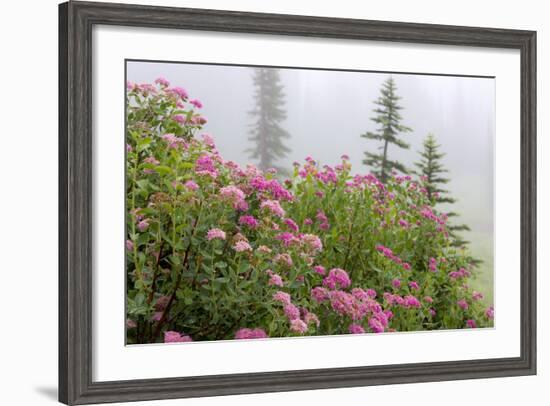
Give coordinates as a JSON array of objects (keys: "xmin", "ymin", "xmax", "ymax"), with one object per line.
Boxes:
[
  {"xmin": 415, "ymin": 133, "xmax": 475, "ymax": 251},
  {"xmin": 246, "ymin": 68, "xmax": 290, "ymax": 174},
  {"xmin": 362, "ymin": 77, "xmax": 412, "ymax": 182}
]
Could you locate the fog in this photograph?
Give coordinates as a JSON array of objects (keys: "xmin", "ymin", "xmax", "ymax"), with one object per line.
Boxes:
[{"xmin": 127, "ymin": 61, "xmax": 495, "ymax": 297}]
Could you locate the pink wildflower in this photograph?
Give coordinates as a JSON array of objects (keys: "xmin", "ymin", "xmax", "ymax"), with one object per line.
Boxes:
[
  {"xmin": 195, "ymin": 154, "xmax": 218, "ymax": 178},
  {"xmin": 184, "ymin": 180, "xmax": 199, "ymax": 191},
  {"xmin": 239, "ymin": 215, "xmax": 259, "ymax": 229},
  {"xmin": 313, "ymin": 265, "xmax": 326, "ymax": 275},
  {"xmin": 472, "ymin": 291, "xmax": 484, "ymax": 301},
  {"xmin": 409, "ymin": 281, "xmax": 420, "ymax": 290},
  {"xmin": 126, "ymin": 239, "xmax": 134, "ymax": 251},
  {"xmin": 172, "ymin": 114, "xmax": 185, "ymax": 124},
  {"xmin": 273, "ymin": 291, "xmax": 291, "ymax": 305},
  {"xmin": 137, "ymin": 219, "xmax": 149, "ymax": 232},
  {"xmin": 190, "ymin": 99, "xmax": 203, "ymax": 108},
  {"xmin": 404, "ymin": 295, "xmax": 421, "ymax": 308},
  {"xmin": 349, "ymin": 324, "xmax": 365, "ymax": 334},
  {"xmin": 290, "ymin": 319, "xmax": 308, "ymax": 334},
  {"xmin": 323, "ymin": 268, "xmax": 351, "ymax": 290},
  {"xmin": 164, "ymin": 331, "xmax": 192, "ymax": 343},
  {"xmin": 457, "ymin": 299, "xmax": 469, "ymax": 310},
  {"xmin": 268, "ymin": 273, "xmax": 284, "ymax": 287},
  {"xmin": 235, "ymin": 328, "xmax": 268, "ymax": 339},
  {"xmin": 311, "ymin": 287, "xmax": 329, "ymax": 303},
  {"xmin": 391, "ymin": 278, "xmax": 401, "ymax": 289},
  {"xmin": 304, "ymin": 312, "xmax": 320, "ymax": 327},
  {"xmin": 168, "ymin": 86, "xmax": 188, "ymax": 99},
  {"xmin": 466, "ymin": 319, "xmax": 477, "ymax": 328},
  {"xmin": 284, "ymin": 218, "xmax": 299, "ymax": 232},
  {"xmin": 233, "ymin": 240, "xmax": 252, "ymax": 252},
  {"xmin": 260, "ymin": 199, "xmax": 285, "ymax": 218},
  {"xmin": 154, "ymin": 77, "xmax": 170, "ymax": 87},
  {"xmin": 207, "ymin": 228, "xmax": 226, "ymax": 241},
  {"xmin": 368, "ymin": 317, "xmax": 385, "ymax": 333},
  {"xmin": 485, "ymin": 306, "xmax": 495, "ymax": 320},
  {"xmin": 301, "ymin": 234, "xmax": 323, "ymax": 253},
  {"xmin": 284, "ymin": 303, "xmax": 300, "ymax": 320}
]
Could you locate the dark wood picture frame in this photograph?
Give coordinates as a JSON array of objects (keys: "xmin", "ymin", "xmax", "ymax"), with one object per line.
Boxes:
[{"xmin": 59, "ymin": 1, "xmax": 537, "ymax": 404}]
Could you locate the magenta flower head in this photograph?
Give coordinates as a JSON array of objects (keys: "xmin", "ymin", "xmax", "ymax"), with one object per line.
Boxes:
[
  {"xmin": 137, "ymin": 219, "xmax": 149, "ymax": 232},
  {"xmin": 404, "ymin": 295, "xmax": 421, "ymax": 308},
  {"xmin": 348, "ymin": 324, "xmax": 365, "ymax": 334},
  {"xmin": 154, "ymin": 77, "xmax": 170, "ymax": 87},
  {"xmin": 268, "ymin": 273, "xmax": 284, "ymax": 287},
  {"xmin": 457, "ymin": 299, "xmax": 469, "ymax": 310},
  {"xmin": 260, "ymin": 199, "xmax": 285, "ymax": 218},
  {"xmin": 465, "ymin": 319, "xmax": 477, "ymax": 328},
  {"xmin": 366, "ymin": 288, "xmax": 377, "ymax": 299},
  {"xmin": 311, "ymin": 287, "xmax": 329, "ymax": 303},
  {"xmin": 368, "ymin": 317, "xmax": 385, "ymax": 333},
  {"xmin": 207, "ymin": 228, "xmax": 226, "ymax": 241},
  {"xmin": 190, "ymin": 99, "xmax": 203, "ymax": 109},
  {"xmin": 172, "ymin": 114, "xmax": 185, "ymax": 124},
  {"xmin": 313, "ymin": 265, "xmax": 326, "ymax": 275},
  {"xmin": 409, "ymin": 281, "xmax": 420, "ymax": 290},
  {"xmin": 472, "ymin": 291, "xmax": 484, "ymax": 301},
  {"xmin": 301, "ymin": 234, "xmax": 323, "ymax": 253},
  {"xmin": 233, "ymin": 240, "xmax": 252, "ymax": 253},
  {"xmin": 164, "ymin": 331, "xmax": 193, "ymax": 343},
  {"xmin": 304, "ymin": 312, "xmax": 320, "ymax": 327},
  {"xmin": 322, "ymin": 268, "xmax": 351, "ymax": 290},
  {"xmin": 184, "ymin": 180, "xmax": 199, "ymax": 191},
  {"xmin": 235, "ymin": 328, "xmax": 268, "ymax": 339},
  {"xmin": 290, "ymin": 319, "xmax": 308, "ymax": 334},
  {"xmin": 126, "ymin": 239, "xmax": 134, "ymax": 251},
  {"xmin": 284, "ymin": 218, "xmax": 299, "ymax": 232},
  {"xmin": 169, "ymin": 86, "xmax": 188, "ymax": 99},
  {"xmin": 239, "ymin": 215, "xmax": 259, "ymax": 229},
  {"xmin": 485, "ymin": 306, "xmax": 495, "ymax": 320},
  {"xmin": 391, "ymin": 278, "xmax": 401, "ymax": 289},
  {"xmin": 273, "ymin": 291, "xmax": 291, "ymax": 305},
  {"xmin": 284, "ymin": 303, "xmax": 300, "ymax": 321}
]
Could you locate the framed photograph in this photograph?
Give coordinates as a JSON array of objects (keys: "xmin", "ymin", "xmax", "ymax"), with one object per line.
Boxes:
[{"xmin": 59, "ymin": 1, "xmax": 536, "ymax": 404}]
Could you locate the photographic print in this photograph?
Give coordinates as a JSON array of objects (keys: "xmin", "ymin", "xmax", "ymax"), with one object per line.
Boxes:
[{"xmin": 125, "ymin": 60, "xmax": 495, "ymax": 345}]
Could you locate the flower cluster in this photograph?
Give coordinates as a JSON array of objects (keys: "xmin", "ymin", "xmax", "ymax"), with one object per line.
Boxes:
[{"xmin": 125, "ymin": 79, "xmax": 493, "ymax": 345}]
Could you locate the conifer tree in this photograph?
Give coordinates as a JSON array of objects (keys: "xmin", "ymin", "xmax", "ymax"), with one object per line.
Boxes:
[
  {"xmin": 362, "ymin": 77, "xmax": 412, "ymax": 182},
  {"xmin": 246, "ymin": 68, "xmax": 290, "ymax": 174},
  {"xmin": 414, "ymin": 133, "xmax": 472, "ymax": 249}
]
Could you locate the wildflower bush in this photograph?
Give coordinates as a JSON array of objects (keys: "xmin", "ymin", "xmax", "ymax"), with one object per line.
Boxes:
[{"xmin": 126, "ymin": 79, "xmax": 494, "ymax": 344}]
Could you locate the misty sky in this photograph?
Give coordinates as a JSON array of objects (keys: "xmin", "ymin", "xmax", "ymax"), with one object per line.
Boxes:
[{"xmin": 127, "ymin": 60, "xmax": 495, "ymax": 285}]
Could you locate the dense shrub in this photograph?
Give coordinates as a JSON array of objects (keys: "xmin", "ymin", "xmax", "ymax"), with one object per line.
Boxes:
[{"xmin": 125, "ymin": 78, "xmax": 494, "ymax": 344}]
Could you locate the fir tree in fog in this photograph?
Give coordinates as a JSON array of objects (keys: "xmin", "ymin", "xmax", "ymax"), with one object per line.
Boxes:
[
  {"xmin": 246, "ymin": 68, "xmax": 291, "ymax": 174},
  {"xmin": 414, "ymin": 134, "xmax": 477, "ymax": 258},
  {"xmin": 362, "ymin": 77, "xmax": 412, "ymax": 182}
]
